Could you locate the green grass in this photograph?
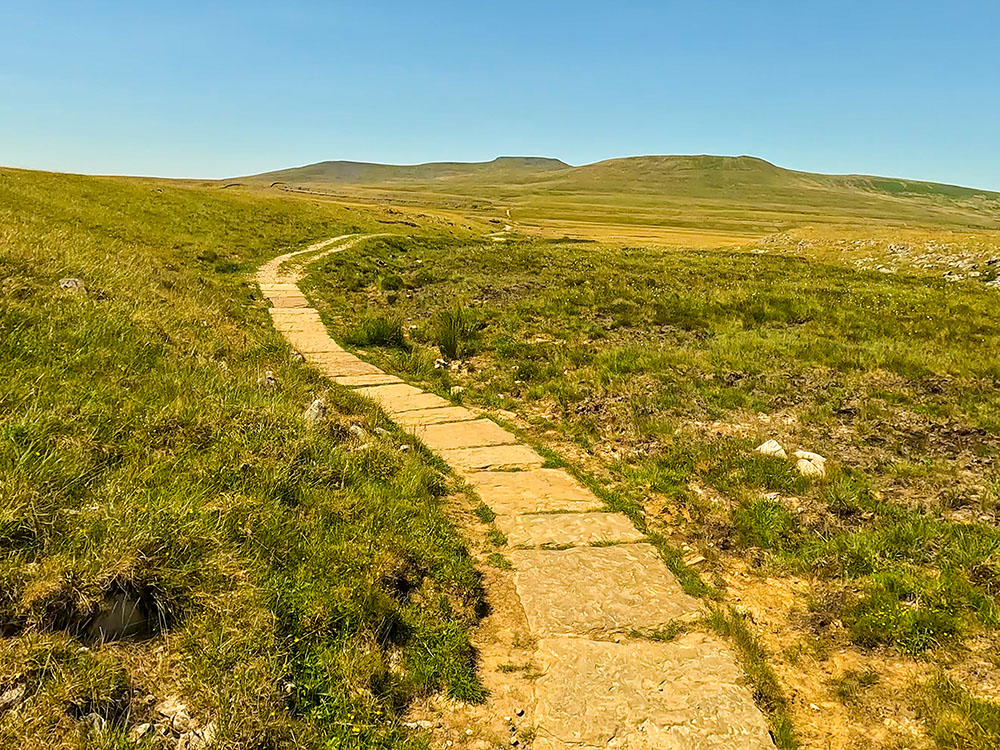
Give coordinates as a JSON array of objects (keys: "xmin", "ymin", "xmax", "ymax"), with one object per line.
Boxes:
[
  {"xmin": 707, "ymin": 607, "xmax": 799, "ymax": 749},
  {"xmin": 922, "ymin": 674, "xmax": 1000, "ymax": 749},
  {"xmin": 0, "ymin": 169, "xmax": 484, "ymax": 749},
  {"xmin": 305, "ymin": 231, "xmax": 1000, "ymax": 744}
]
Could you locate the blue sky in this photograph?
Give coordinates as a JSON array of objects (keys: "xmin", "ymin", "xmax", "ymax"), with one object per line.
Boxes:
[{"xmin": 2, "ymin": 1, "xmax": 998, "ymax": 188}]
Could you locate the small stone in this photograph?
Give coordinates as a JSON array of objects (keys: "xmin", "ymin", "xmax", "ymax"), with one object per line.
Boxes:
[
  {"xmin": 178, "ymin": 721, "xmax": 216, "ymax": 750},
  {"xmin": 83, "ymin": 712, "xmax": 106, "ymax": 731},
  {"xmin": 793, "ymin": 450, "xmax": 827, "ymax": 477},
  {"xmin": 374, "ymin": 427, "xmax": 391, "ymax": 438},
  {"xmin": 303, "ymin": 398, "xmax": 327, "ymax": 425},
  {"xmin": 450, "ymin": 386, "xmax": 465, "ymax": 396},
  {"xmin": 515, "ymin": 708, "xmax": 525, "ymax": 717},
  {"xmin": 348, "ymin": 424, "xmax": 368, "ymax": 440},
  {"xmin": 796, "ymin": 458, "xmax": 825, "ymax": 477},
  {"xmin": 291, "ymin": 350, "xmax": 305, "ymax": 362},
  {"xmin": 398, "ymin": 444, "xmax": 410, "ymax": 452},
  {"xmin": 755, "ymin": 440, "xmax": 787, "ymax": 459},
  {"xmin": 59, "ymin": 277, "xmax": 87, "ymax": 294},
  {"xmin": 129, "ymin": 723, "xmax": 152, "ymax": 740},
  {"xmin": 0, "ymin": 684, "xmax": 25, "ymax": 710},
  {"xmin": 258, "ymin": 369, "xmax": 279, "ymax": 390}
]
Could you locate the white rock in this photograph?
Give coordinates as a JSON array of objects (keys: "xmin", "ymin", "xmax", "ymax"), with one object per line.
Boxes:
[
  {"xmin": 794, "ymin": 450, "xmax": 827, "ymax": 477},
  {"xmin": 59, "ymin": 277, "xmax": 87, "ymax": 294},
  {"xmin": 303, "ymin": 398, "xmax": 326, "ymax": 425},
  {"xmin": 257, "ymin": 370, "xmax": 279, "ymax": 390},
  {"xmin": 755, "ymin": 440, "xmax": 787, "ymax": 459},
  {"xmin": 793, "ymin": 449, "xmax": 826, "ymax": 465},
  {"xmin": 348, "ymin": 424, "xmax": 368, "ymax": 440},
  {"xmin": 450, "ymin": 386, "xmax": 465, "ymax": 396}
]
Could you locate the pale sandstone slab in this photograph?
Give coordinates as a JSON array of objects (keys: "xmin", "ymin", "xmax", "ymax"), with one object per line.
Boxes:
[
  {"xmin": 465, "ymin": 468, "xmax": 601, "ymax": 515},
  {"xmin": 309, "ymin": 358, "xmax": 384, "ymax": 378},
  {"xmin": 393, "ymin": 406, "xmax": 480, "ymax": 427},
  {"xmin": 333, "ymin": 373, "xmax": 403, "ymax": 387},
  {"xmin": 497, "ymin": 512, "xmax": 644, "ymax": 548},
  {"xmin": 532, "ymin": 635, "xmax": 774, "ymax": 750},
  {"xmin": 259, "ymin": 283, "xmax": 300, "ymax": 294},
  {"xmin": 281, "ymin": 329, "xmax": 345, "ymax": 354},
  {"xmin": 356, "ymin": 383, "xmax": 452, "ymax": 413},
  {"xmin": 412, "ymin": 419, "xmax": 517, "ymax": 452},
  {"xmin": 439, "ymin": 445, "xmax": 545, "ymax": 473},
  {"xmin": 269, "ymin": 294, "xmax": 310, "ymax": 308},
  {"xmin": 510, "ymin": 544, "xmax": 699, "ymax": 636}
]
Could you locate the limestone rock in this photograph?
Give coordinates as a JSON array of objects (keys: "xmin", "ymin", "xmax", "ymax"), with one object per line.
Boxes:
[
  {"xmin": 156, "ymin": 696, "xmax": 198, "ymax": 734},
  {"xmin": 257, "ymin": 369, "xmax": 279, "ymax": 391},
  {"xmin": 178, "ymin": 721, "xmax": 216, "ymax": 749},
  {"xmin": 755, "ymin": 439, "xmax": 787, "ymax": 459},
  {"xmin": 303, "ymin": 398, "xmax": 327, "ymax": 425},
  {"xmin": 348, "ymin": 424, "xmax": 368, "ymax": 440},
  {"xmin": 59, "ymin": 277, "xmax": 87, "ymax": 294},
  {"xmin": 794, "ymin": 449, "xmax": 827, "ymax": 477},
  {"xmin": 0, "ymin": 684, "xmax": 25, "ymax": 712}
]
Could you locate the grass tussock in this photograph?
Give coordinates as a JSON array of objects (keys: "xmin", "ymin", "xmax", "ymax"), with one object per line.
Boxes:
[{"xmin": 344, "ymin": 314, "xmax": 408, "ymax": 349}]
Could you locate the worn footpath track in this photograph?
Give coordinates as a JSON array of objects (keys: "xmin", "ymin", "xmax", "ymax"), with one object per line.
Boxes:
[{"xmin": 257, "ymin": 235, "xmax": 774, "ymax": 749}]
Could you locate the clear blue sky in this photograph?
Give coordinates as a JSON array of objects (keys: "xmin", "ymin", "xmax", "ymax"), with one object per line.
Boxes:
[{"xmin": 2, "ymin": 1, "xmax": 998, "ymax": 188}]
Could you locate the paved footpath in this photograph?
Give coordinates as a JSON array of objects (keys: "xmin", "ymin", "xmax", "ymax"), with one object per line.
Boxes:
[{"xmin": 257, "ymin": 236, "xmax": 775, "ymax": 750}]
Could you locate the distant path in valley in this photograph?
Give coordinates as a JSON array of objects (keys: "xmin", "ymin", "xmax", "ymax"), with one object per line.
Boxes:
[{"xmin": 256, "ymin": 235, "xmax": 776, "ymax": 750}]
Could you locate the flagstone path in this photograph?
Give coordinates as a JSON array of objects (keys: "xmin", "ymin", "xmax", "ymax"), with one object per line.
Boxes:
[{"xmin": 257, "ymin": 236, "xmax": 775, "ymax": 750}]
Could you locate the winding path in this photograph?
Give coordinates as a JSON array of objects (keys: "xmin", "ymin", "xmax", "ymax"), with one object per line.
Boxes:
[{"xmin": 257, "ymin": 235, "xmax": 774, "ymax": 750}]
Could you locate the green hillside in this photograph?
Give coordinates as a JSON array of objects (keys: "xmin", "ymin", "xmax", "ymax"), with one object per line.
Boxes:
[
  {"xmin": 246, "ymin": 154, "xmax": 1000, "ymax": 234},
  {"xmin": 251, "ymin": 156, "xmax": 570, "ymax": 185}
]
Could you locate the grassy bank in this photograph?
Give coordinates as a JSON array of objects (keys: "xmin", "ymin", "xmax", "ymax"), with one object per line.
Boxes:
[
  {"xmin": 306, "ymin": 233, "xmax": 1000, "ymax": 749},
  {"xmin": 0, "ymin": 170, "xmax": 485, "ymax": 748}
]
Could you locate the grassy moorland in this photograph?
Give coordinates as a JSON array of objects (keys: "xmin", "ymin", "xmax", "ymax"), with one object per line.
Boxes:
[
  {"xmin": 305, "ymin": 232, "xmax": 1000, "ymax": 749},
  {"xmin": 248, "ymin": 154, "xmax": 1000, "ymax": 238},
  {"xmin": 0, "ymin": 169, "xmax": 488, "ymax": 749}
]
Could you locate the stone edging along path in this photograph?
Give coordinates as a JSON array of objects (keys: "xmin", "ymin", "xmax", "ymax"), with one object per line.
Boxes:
[{"xmin": 257, "ymin": 236, "xmax": 775, "ymax": 750}]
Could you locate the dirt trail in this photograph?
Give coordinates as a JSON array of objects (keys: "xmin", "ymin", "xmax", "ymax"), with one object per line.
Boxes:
[{"xmin": 256, "ymin": 235, "xmax": 775, "ymax": 749}]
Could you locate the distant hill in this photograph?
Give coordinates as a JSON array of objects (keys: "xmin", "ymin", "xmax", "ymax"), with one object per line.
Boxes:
[
  {"xmin": 250, "ymin": 156, "xmax": 570, "ymax": 185},
  {"xmin": 241, "ymin": 154, "xmax": 1000, "ymax": 233}
]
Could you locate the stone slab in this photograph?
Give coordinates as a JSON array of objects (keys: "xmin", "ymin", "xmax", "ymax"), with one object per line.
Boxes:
[
  {"xmin": 281, "ymin": 329, "xmax": 345, "ymax": 354},
  {"xmin": 259, "ymin": 283, "xmax": 300, "ymax": 293},
  {"xmin": 412, "ymin": 419, "xmax": 518, "ymax": 452},
  {"xmin": 394, "ymin": 406, "xmax": 480, "ymax": 427},
  {"xmin": 438, "ymin": 444, "xmax": 545, "ymax": 473},
  {"xmin": 497, "ymin": 512, "xmax": 644, "ymax": 548},
  {"xmin": 269, "ymin": 294, "xmax": 310, "ymax": 308},
  {"xmin": 355, "ymin": 383, "xmax": 452, "ymax": 413},
  {"xmin": 532, "ymin": 635, "xmax": 774, "ymax": 750},
  {"xmin": 464, "ymin": 468, "xmax": 601, "ymax": 515},
  {"xmin": 268, "ymin": 306, "xmax": 320, "ymax": 316},
  {"xmin": 333, "ymin": 373, "xmax": 404, "ymax": 388},
  {"xmin": 510, "ymin": 544, "xmax": 699, "ymax": 636},
  {"xmin": 309, "ymin": 357, "xmax": 385, "ymax": 378}
]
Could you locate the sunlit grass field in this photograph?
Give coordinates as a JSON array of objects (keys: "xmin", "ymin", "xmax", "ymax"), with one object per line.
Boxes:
[
  {"xmin": 0, "ymin": 169, "xmax": 485, "ymax": 749},
  {"xmin": 306, "ymin": 233, "xmax": 1000, "ymax": 749}
]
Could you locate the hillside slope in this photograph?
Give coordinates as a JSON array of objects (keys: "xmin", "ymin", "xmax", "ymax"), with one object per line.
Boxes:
[{"xmin": 245, "ymin": 155, "xmax": 1000, "ymax": 234}]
